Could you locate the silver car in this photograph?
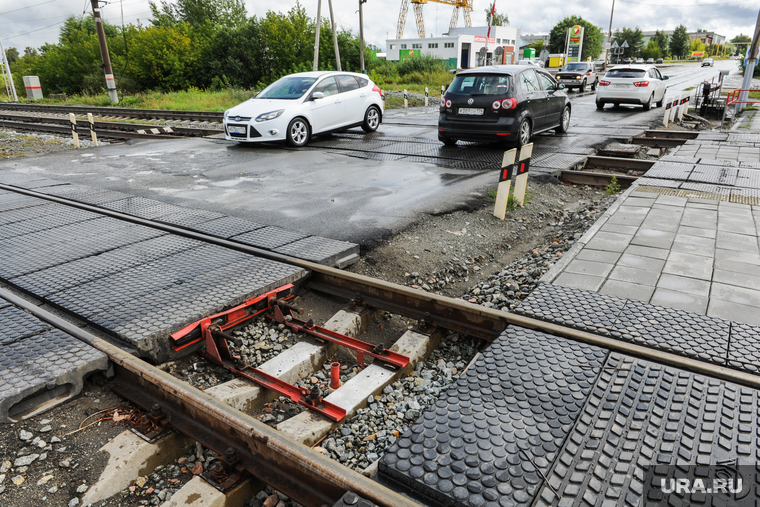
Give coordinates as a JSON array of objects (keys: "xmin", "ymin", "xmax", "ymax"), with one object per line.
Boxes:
[{"xmin": 596, "ymin": 64, "xmax": 669, "ymax": 110}]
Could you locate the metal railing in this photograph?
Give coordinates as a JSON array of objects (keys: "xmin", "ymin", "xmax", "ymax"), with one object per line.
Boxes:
[{"xmin": 722, "ymin": 88, "xmax": 760, "ymax": 128}]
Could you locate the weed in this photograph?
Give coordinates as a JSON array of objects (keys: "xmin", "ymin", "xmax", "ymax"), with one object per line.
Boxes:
[{"xmin": 605, "ymin": 175, "xmax": 621, "ymax": 195}]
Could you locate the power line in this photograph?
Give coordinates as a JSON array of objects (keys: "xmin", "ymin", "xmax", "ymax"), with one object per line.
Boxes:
[
  {"xmin": 5, "ymin": 20, "xmax": 67, "ymax": 40},
  {"xmin": 618, "ymin": 0, "xmax": 752, "ymax": 5},
  {"xmin": 0, "ymin": 0, "xmax": 59, "ymax": 16}
]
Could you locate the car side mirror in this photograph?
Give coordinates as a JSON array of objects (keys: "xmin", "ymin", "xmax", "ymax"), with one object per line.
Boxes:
[
  {"xmin": 312, "ymin": 92, "xmax": 325, "ymax": 100},
  {"xmin": 663, "ymin": 76, "xmax": 669, "ymax": 80},
  {"xmin": 557, "ymin": 83, "xmax": 565, "ymax": 90}
]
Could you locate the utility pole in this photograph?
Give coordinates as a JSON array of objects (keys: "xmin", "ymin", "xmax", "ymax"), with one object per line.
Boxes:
[
  {"xmin": 327, "ymin": 0, "xmax": 341, "ymax": 70},
  {"xmin": 359, "ymin": 0, "xmax": 367, "ymax": 74},
  {"xmin": 603, "ymin": 0, "xmax": 616, "ymax": 71},
  {"xmin": 0, "ymin": 32, "xmax": 18, "ymax": 102},
  {"xmin": 737, "ymin": 9, "xmax": 760, "ymax": 113},
  {"xmin": 313, "ymin": 0, "xmax": 322, "ymax": 71},
  {"xmin": 90, "ymin": 0, "xmax": 118, "ymax": 104}
]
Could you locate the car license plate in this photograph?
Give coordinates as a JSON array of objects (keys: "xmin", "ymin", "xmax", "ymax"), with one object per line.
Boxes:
[
  {"xmin": 458, "ymin": 108, "xmax": 484, "ymax": 115},
  {"xmin": 614, "ymin": 84, "xmax": 629, "ymax": 88},
  {"xmin": 228, "ymin": 125, "xmax": 246, "ymax": 134}
]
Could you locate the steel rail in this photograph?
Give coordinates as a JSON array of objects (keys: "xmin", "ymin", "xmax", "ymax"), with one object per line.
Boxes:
[
  {"xmin": 560, "ymin": 170, "xmax": 638, "ymax": 188},
  {"xmin": 0, "ymin": 102, "xmax": 224, "ymax": 122},
  {"xmin": 0, "ymin": 119, "xmax": 181, "ymax": 140},
  {"xmin": 2, "ymin": 183, "xmax": 760, "ymax": 393},
  {"xmin": 0, "ymin": 112, "xmax": 223, "ymax": 137},
  {"xmin": 0, "ymin": 285, "xmax": 419, "ymax": 507}
]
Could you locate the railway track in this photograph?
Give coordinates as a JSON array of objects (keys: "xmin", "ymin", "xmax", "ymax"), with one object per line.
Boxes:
[
  {"xmin": 2, "ymin": 181, "xmax": 760, "ymax": 506},
  {"xmin": 0, "ymin": 103, "xmax": 224, "ymax": 140}
]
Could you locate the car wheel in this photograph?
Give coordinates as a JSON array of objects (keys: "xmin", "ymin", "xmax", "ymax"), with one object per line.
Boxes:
[
  {"xmin": 596, "ymin": 101, "xmax": 604, "ymax": 110},
  {"xmin": 580, "ymin": 80, "xmax": 587, "ymax": 92},
  {"xmin": 643, "ymin": 94, "xmax": 653, "ymax": 111},
  {"xmin": 362, "ymin": 105, "xmax": 381, "ymax": 133},
  {"xmin": 556, "ymin": 106, "xmax": 570, "ymax": 134},
  {"xmin": 442, "ymin": 138, "xmax": 458, "ymax": 146},
  {"xmin": 656, "ymin": 95, "xmax": 664, "ymax": 108},
  {"xmin": 517, "ymin": 118, "xmax": 531, "ymax": 147},
  {"xmin": 285, "ymin": 117, "xmax": 310, "ymax": 147},
  {"xmin": 591, "ymin": 78, "xmax": 598, "ymax": 91}
]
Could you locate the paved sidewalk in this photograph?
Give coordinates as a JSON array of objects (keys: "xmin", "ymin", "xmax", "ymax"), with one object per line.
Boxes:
[{"xmin": 545, "ymin": 130, "xmax": 760, "ymax": 326}]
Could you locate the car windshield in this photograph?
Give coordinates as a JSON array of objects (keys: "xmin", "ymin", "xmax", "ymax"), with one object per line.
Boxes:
[
  {"xmin": 257, "ymin": 76, "xmax": 317, "ymax": 99},
  {"xmin": 563, "ymin": 63, "xmax": 587, "ymax": 71},
  {"xmin": 605, "ymin": 68, "xmax": 647, "ymax": 78},
  {"xmin": 447, "ymin": 74, "xmax": 512, "ymax": 95}
]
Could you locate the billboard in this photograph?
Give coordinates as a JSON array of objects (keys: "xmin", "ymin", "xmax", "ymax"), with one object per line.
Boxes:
[{"xmin": 566, "ymin": 25, "xmax": 584, "ymax": 63}]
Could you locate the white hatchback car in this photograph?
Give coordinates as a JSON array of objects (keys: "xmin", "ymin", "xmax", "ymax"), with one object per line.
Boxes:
[
  {"xmin": 224, "ymin": 71, "xmax": 384, "ymax": 146},
  {"xmin": 595, "ymin": 64, "xmax": 669, "ymax": 110}
]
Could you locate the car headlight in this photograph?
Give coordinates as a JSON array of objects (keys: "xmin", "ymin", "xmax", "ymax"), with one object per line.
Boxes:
[
  {"xmin": 224, "ymin": 110, "xmax": 229, "ymax": 120},
  {"xmin": 575, "ymin": 76, "xmax": 581, "ymax": 79},
  {"xmin": 255, "ymin": 110, "xmax": 285, "ymax": 122}
]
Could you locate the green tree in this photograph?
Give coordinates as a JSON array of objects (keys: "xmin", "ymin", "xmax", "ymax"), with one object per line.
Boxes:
[
  {"xmin": 4, "ymin": 47, "xmax": 19, "ymax": 64},
  {"xmin": 669, "ymin": 24, "xmax": 690, "ymax": 59},
  {"xmin": 732, "ymin": 34, "xmax": 752, "ymax": 43},
  {"xmin": 689, "ymin": 39, "xmax": 706, "ymax": 57},
  {"xmin": 641, "ymin": 40, "xmax": 662, "ymax": 60},
  {"xmin": 484, "ymin": 3, "xmax": 509, "ymax": 26},
  {"xmin": 652, "ymin": 30, "xmax": 669, "ymax": 55},
  {"xmin": 548, "ymin": 16, "xmax": 603, "ymax": 62},
  {"xmin": 611, "ymin": 27, "xmax": 644, "ymax": 59},
  {"xmin": 149, "ymin": 0, "xmax": 247, "ymax": 28},
  {"xmin": 528, "ymin": 40, "xmax": 545, "ymax": 54}
]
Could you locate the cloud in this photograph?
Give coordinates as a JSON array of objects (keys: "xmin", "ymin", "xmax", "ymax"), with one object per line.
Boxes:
[{"xmin": 0, "ymin": 0, "xmax": 755, "ymax": 55}]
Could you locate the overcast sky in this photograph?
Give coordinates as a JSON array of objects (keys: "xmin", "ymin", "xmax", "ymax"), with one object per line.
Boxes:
[{"xmin": 0, "ymin": 0, "xmax": 757, "ymax": 55}]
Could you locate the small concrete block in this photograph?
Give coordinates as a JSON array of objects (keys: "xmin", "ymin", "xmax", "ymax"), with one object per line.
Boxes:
[
  {"xmin": 621, "ymin": 198, "xmax": 656, "ymax": 207},
  {"xmin": 662, "ymin": 252, "xmax": 714, "ymax": 280},
  {"xmin": 161, "ymin": 475, "xmax": 257, "ymax": 507},
  {"xmin": 638, "ymin": 218, "xmax": 679, "ymax": 232},
  {"xmin": 616, "ymin": 253, "xmax": 666, "ymax": 272},
  {"xmin": 708, "ymin": 299, "xmax": 760, "ymax": 326},
  {"xmin": 716, "ymin": 231, "xmax": 760, "ymax": 249},
  {"xmin": 718, "ymin": 220, "xmax": 757, "ymax": 236},
  {"xmin": 649, "ymin": 288, "xmax": 708, "ymax": 314},
  {"xmin": 608, "ymin": 265, "xmax": 661, "ymax": 286},
  {"xmin": 554, "ymin": 273, "xmax": 605, "ymax": 292},
  {"xmin": 629, "ymin": 191, "xmax": 658, "ymax": 200},
  {"xmin": 714, "ymin": 257, "xmax": 760, "ymax": 277},
  {"xmin": 277, "ymin": 330, "xmax": 438, "ymax": 446},
  {"xmin": 82, "ymin": 431, "xmax": 191, "ymax": 506},
  {"xmin": 575, "ymin": 249, "xmax": 622, "ymax": 264},
  {"xmin": 714, "ymin": 248, "xmax": 760, "ymax": 265},
  {"xmin": 564, "ymin": 260, "xmax": 614, "ymax": 278},
  {"xmin": 630, "ymin": 229, "xmax": 675, "ymax": 249},
  {"xmin": 623, "ymin": 245, "xmax": 670, "ymax": 260},
  {"xmin": 606, "ymin": 214, "xmax": 645, "ymax": 227},
  {"xmin": 600, "ymin": 222, "xmax": 639, "ymax": 235},
  {"xmin": 654, "ymin": 194, "xmax": 688, "ymax": 207},
  {"xmin": 599, "ymin": 280, "xmax": 655, "ymax": 302}
]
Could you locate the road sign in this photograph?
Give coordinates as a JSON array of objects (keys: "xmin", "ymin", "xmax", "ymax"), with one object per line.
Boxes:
[{"xmin": 566, "ymin": 25, "xmax": 585, "ymax": 63}]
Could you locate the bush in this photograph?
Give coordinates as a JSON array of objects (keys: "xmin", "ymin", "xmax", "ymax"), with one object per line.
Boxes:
[{"xmin": 396, "ymin": 54, "xmax": 449, "ymax": 76}]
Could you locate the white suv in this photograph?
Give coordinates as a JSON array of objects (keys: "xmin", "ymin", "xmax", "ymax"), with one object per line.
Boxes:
[{"xmin": 595, "ymin": 64, "xmax": 669, "ymax": 110}]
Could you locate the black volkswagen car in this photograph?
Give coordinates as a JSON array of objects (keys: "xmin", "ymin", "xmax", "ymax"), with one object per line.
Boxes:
[{"xmin": 438, "ymin": 66, "xmax": 571, "ymax": 147}]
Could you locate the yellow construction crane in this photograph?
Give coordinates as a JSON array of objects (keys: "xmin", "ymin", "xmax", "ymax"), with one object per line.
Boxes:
[{"xmin": 396, "ymin": 0, "xmax": 473, "ymax": 39}]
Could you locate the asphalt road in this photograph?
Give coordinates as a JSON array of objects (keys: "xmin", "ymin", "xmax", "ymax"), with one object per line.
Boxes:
[{"xmin": 0, "ymin": 61, "xmax": 741, "ymax": 245}]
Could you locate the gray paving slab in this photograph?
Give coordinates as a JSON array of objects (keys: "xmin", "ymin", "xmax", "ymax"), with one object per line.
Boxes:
[
  {"xmin": 708, "ymin": 298, "xmax": 760, "ymax": 326},
  {"xmin": 655, "ymin": 273, "xmax": 711, "ymax": 297},
  {"xmin": 638, "ymin": 217, "xmax": 679, "ymax": 232},
  {"xmin": 378, "ymin": 326, "xmax": 608, "ymax": 507},
  {"xmin": 713, "ymin": 268, "xmax": 760, "ymax": 291},
  {"xmin": 574, "ymin": 249, "xmax": 622, "ymax": 264},
  {"xmin": 604, "ymin": 213, "xmax": 645, "ymax": 228},
  {"xmin": 685, "ymin": 201, "xmax": 718, "ymax": 210},
  {"xmin": 676, "ymin": 224, "xmax": 717, "ymax": 238},
  {"xmin": 584, "ymin": 231, "xmax": 633, "ymax": 253},
  {"xmin": 649, "ymin": 288, "xmax": 708, "ymax": 313},
  {"xmin": 715, "ymin": 247, "xmax": 760, "ymax": 265},
  {"xmin": 622, "ymin": 244, "xmax": 670, "ymax": 260},
  {"xmin": 0, "ymin": 305, "xmax": 109, "ymax": 423},
  {"xmin": 627, "ymin": 191, "xmax": 658, "ymax": 200},
  {"xmin": 718, "ymin": 218, "xmax": 758, "ymax": 236},
  {"xmin": 534, "ymin": 353, "xmax": 760, "ymax": 507},
  {"xmin": 716, "ymin": 230, "xmax": 760, "ymax": 253},
  {"xmin": 553, "ymin": 272, "xmax": 605, "ymax": 292},
  {"xmin": 662, "ymin": 251, "xmax": 714, "ymax": 280},
  {"xmin": 621, "ymin": 197, "xmax": 656, "ymax": 207},
  {"xmin": 615, "ymin": 253, "xmax": 666, "ymax": 272},
  {"xmin": 714, "ymin": 256, "xmax": 760, "ymax": 277},
  {"xmin": 670, "ymin": 235, "xmax": 716, "ymax": 257},
  {"xmin": 598, "ymin": 279, "xmax": 655, "ymax": 302},
  {"xmin": 710, "ymin": 282, "xmax": 760, "ymax": 309},
  {"xmin": 608, "ymin": 265, "xmax": 661, "ymax": 286},
  {"xmin": 564, "ymin": 259, "xmax": 614, "ymax": 278},
  {"xmin": 630, "ymin": 229, "xmax": 675, "ymax": 249},
  {"xmin": 653, "ymin": 194, "xmax": 688, "ymax": 207},
  {"xmin": 598, "ymin": 222, "xmax": 639, "ymax": 235}
]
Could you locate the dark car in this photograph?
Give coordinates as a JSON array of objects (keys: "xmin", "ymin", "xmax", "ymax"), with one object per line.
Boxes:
[
  {"xmin": 555, "ymin": 62, "xmax": 599, "ymax": 91},
  {"xmin": 701, "ymin": 58, "xmax": 714, "ymax": 67},
  {"xmin": 438, "ymin": 66, "xmax": 571, "ymax": 147},
  {"xmin": 656, "ymin": 58, "xmax": 664, "ymax": 64}
]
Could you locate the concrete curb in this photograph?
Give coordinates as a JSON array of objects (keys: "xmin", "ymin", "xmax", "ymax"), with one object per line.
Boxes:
[{"xmin": 540, "ymin": 184, "xmax": 639, "ymax": 284}]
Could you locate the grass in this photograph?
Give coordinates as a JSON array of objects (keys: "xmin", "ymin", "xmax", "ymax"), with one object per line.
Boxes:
[
  {"xmin": 485, "ymin": 188, "xmax": 533, "ymax": 209},
  {"xmin": 605, "ymin": 175, "xmax": 621, "ymax": 196},
  {"xmin": 21, "ymin": 88, "xmax": 256, "ymax": 112}
]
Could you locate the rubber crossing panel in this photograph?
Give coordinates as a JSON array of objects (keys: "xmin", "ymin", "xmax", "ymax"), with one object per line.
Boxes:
[{"xmin": 379, "ymin": 326, "xmax": 608, "ymax": 507}]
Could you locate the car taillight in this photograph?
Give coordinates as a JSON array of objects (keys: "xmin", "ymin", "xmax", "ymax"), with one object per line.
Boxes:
[
  {"xmin": 446, "ymin": 99, "xmax": 452, "ymax": 108},
  {"xmin": 372, "ymin": 84, "xmax": 382, "ymax": 96},
  {"xmin": 633, "ymin": 81, "xmax": 650, "ymax": 87},
  {"xmin": 599, "ymin": 80, "xmax": 611, "ymax": 86},
  {"xmin": 501, "ymin": 98, "xmax": 516, "ymax": 109},
  {"xmin": 492, "ymin": 100, "xmax": 501, "ymax": 109}
]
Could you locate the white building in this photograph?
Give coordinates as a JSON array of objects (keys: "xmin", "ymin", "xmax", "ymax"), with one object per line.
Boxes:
[{"xmin": 385, "ymin": 25, "xmax": 521, "ymax": 69}]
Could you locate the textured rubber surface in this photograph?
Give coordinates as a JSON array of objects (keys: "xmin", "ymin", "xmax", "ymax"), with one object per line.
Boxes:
[
  {"xmin": 513, "ymin": 283, "xmax": 626, "ymax": 336},
  {"xmin": 274, "ymin": 236, "xmax": 360, "ymax": 265},
  {"xmin": 727, "ymin": 322, "xmax": 760, "ymax": 374},
  {"xmin": 644, "ymin": 162, "xmax": 694, "ymax": 180},
  {"xmin": 231, "ymin": 226, "xmax": 308, "ymax": 250},
  {"xmin": 186, "ymin": 215, "xmax": 266, "ymax": 238},
  {"xmin": 534, "ymin": 352, "xmax": 760, "ymax": 507},
  {"xmin": 690, "ymin": 165, "xmax": 738, "ymax": 186},
  {"xmin": 0, "ymin": 298, "xmax": 109, "ymax": 424},
  {"xmin": 379, "ymin": 326, "xmax": 608, "ymax": 507}
]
